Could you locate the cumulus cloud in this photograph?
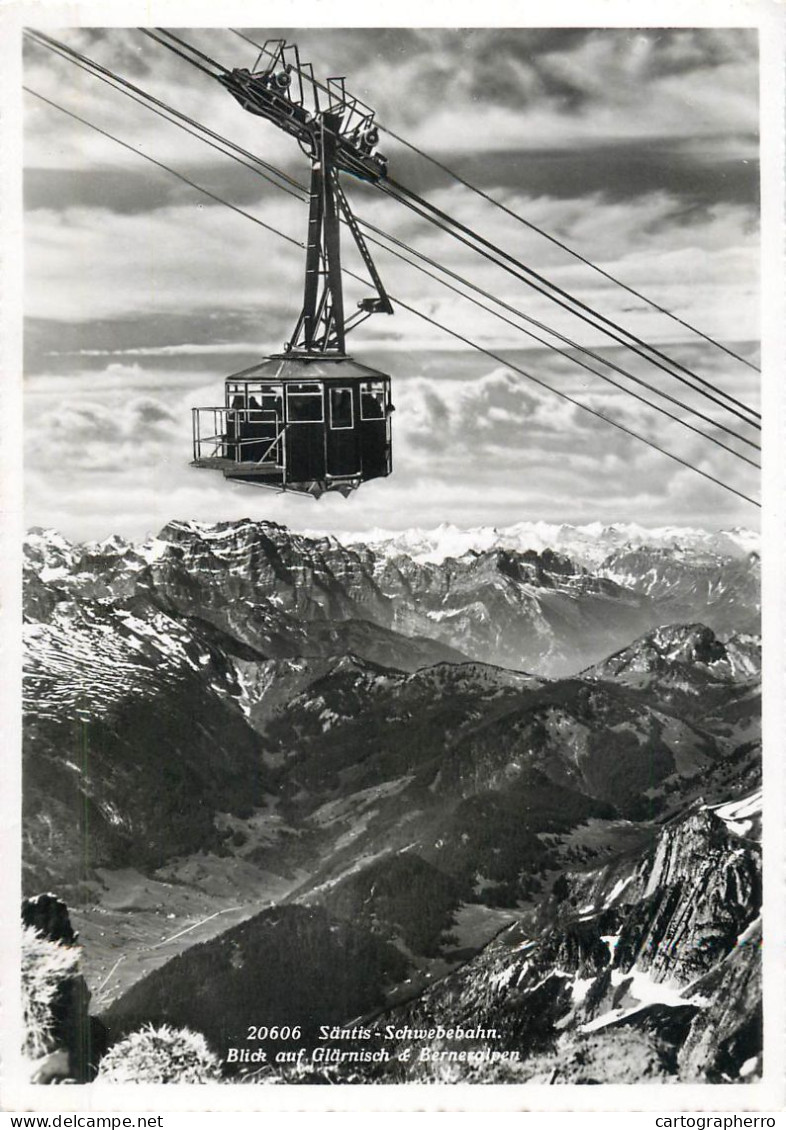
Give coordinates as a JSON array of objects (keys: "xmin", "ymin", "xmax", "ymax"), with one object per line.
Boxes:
[
  {"xmin": 25, "ymin": 387, "xmax": 181, "ymax": 473},
  {"xmin": 22, "ymin": 349, "xmax": 759, "ymax": 544},
  {"xmin": 332, "ymin": 28, "xmax": 758, "ymax": 150},
  {"xmin": 23, "ymin": 29, "xmax": 757, "ymax": 172},
  {"xmin": 24, "ymin": 186, "xmax": 760, "ymax": 357}
]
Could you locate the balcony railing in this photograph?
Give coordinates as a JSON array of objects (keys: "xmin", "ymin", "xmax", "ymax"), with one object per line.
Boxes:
[{"xmin": 192, "ymin": 407, "xmax": 287, "ymax": 470}]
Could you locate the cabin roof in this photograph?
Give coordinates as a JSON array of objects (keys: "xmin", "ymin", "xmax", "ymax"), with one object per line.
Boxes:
[{"xmin": 225, "ymin": 355, "xmax": 389, "ymax": 383}]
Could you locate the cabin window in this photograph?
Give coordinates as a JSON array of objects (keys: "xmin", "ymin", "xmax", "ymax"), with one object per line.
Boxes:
[
  {"xmin": 286, "ymin": 383, "xmax": 324, "ymax": 422},
  {"xmin": 329, "ymin": 387, "xmax": 354, "ymax": 430},
  {"xmin": 258, "ymin": 384, "xmax": 283, "ymax": 414},
  {"xmin": 360, "ymin": 381, "xmax": 386, "ymax": 420}
]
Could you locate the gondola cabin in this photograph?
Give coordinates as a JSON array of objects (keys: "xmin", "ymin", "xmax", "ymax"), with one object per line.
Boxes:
[
  {"xmin": 192, "ymin": 356, "xmax": 392, "ymax": 497},
  {"xmin": 189, "ymin": 39, "xmax": 397, "ymax": 498}
]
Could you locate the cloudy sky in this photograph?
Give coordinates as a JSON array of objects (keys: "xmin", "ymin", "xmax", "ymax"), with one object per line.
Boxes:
[{"xmin": 22, "ymin": 25, "xmax": 762, "ymax": 542}]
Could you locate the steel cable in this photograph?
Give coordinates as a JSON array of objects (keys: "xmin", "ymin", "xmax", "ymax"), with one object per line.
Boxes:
[
  {"xmin": 141, "ymin": 26, "xmax": 763, "ymax": 430},
  {"xmin": 23, "ymin": 82, "xmax": 760, "ymax": 509},
  {"xmin": 24, "ymin": 28, "xmax": 761, "ymax": 467},
  {"xmin": 228, "ymin": 26, "xmax": 762, "ymax": 381}
]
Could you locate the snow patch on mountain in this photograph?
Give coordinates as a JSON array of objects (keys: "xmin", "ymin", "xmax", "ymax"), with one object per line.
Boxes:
[
  {"xmin": 705, "ymin": 789, "xmax": 762, "ymax": 840},
  {"xmin": 320, "ymin": 521, "xmax": 759, "ymax": 568},
  {"xmin": 580, "ymin": 967, "xmax": 691, "ymax": 1032}
]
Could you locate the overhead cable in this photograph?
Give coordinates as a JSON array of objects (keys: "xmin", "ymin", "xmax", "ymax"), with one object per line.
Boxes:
[
  {"xmin": 228, "ymin": 25, "xmax": 762, "ymax": 380},
  {"xmin": 24, "ymin": 82, "xmax": 760, "ymax": 510},
  {"xmin": 24, "ymin": 86, "xmax": 302, "ymax": 248},
  {"xmin": 149, "ymin": 26, "xmax": 762, "ymax": 427},
  {"xmin": 24, "ymin": 29, "xmax": 305, "ymax": 202},
  {"xmin": 382, "ymin": 177, "xmax": 762, "ymax": 429},
  {"xmin": 24, "ymin": 28, "xmax": 760, "ymax": 466}
]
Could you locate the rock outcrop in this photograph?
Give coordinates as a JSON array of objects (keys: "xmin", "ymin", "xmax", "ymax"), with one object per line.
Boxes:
[{"xmin": 21, "ymin": 894, "xmax": 106, "ymax": 1083}]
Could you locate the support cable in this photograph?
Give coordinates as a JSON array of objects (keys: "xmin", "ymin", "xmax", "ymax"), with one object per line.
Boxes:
[
  {"xmin": 146, "ymin": 26, "xmax": 762, "ymax": 426},
  {"xmin": 26, "ymin": 30, "xmax": 304, "ymax": 197},
  {"xmin": 137, "ymin": 27, "xmax": 226, "ymax": 78},
  {"xmin": 25, "ymin": 30, "xmax": 305, "ymax": 203},
  {"xmin": 24, "ymin": 28, "xmax": 760, "ymax": 464},
  {"xmin": 383, "ymin": 142, "xmax": 761, "ymax": 377},
  {"xmin": 24, "ymin": 83, "xmax": 760, "ymax": 510},
  {"xmin": 357, "ymin": 215, "xmax": 760, "ymax": 460},
  {"xmin": 382, "ymin": 177, "xmax": 762, "ymax": 430},
  {"xmin": 361, "ymin": 235, "xmax": 759, "ymax": 469},
  {"xmin": 24, "ymin": 86, "xmax": 303, "ymax": 250},
  {"xmin": 394, "ymin": 298, "xmax": 760, "ymax": 508},
  {"xmin": 228, "ymin": 26, "xmax": 761, "ymax": 378}
]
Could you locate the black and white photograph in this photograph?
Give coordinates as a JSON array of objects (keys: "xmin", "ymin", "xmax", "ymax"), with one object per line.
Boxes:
[{"xmin": 5, "ymin": 1, "xmax": 785, "ymax": 1113}]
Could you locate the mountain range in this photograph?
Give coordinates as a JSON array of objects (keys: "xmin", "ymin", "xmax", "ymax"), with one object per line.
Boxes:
[{"xmin": 21, "ymin": 518, "xmax": 761, "ymax": 1084}]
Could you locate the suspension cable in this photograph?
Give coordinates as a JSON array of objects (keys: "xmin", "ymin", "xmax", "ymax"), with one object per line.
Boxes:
[
  {"xmin": 25, "ymin": 30, "xmax": 305, "ymax": 203},
  {"xmin": 382, "ymin": 177, "xmax": 762, "ymax": 429},
  {"xmin": 359, "ymin": 207, "xmax": 760, "ymax": 458},
  {"xmin": 228, "ymin": 26, "xmax": 762, "ymax": 379},
  {"xmin": 138, "ymin": 27, "xmax": 226, "ymax": 78},
  {"xmin": 26, "ymin": 30, "xmax": 304, "ymax": 197},
  {"xmin": 24, "ymin": 86, "xmax": 303, "ymax": 248},
  {"xmin": 24, "ymin": 83, "xmax": 760, "ymax": 510},
  {"xmin": 362, "ymin": 234, "xmax": 759, "ymax": 469},
  {"xmin": 394, "ymin": 298, "xmax": 760, "ymax": 508},
  {"xmin": 382, "ymin": 136, "xmax": 762, "ymax": 377},
  {"xmin": 148, "ymin": 26, "xmax": 762, "ymax": 428},
  {"xmin": 24, "ymin": 28, "xmax": 760, "ymax": 465}
]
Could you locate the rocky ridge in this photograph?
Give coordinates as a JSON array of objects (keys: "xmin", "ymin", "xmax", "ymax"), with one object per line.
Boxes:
[
  {"xmin": 22, "ymin": 519, "xmax": 762, "ymax": 1085},
  {"xmin": 369, "ymin": 797, "xmax": 761, "ymax": 1084},
  {"xmin": 25, "ymin": 518, "xmax": 760, "ymax": 677}
]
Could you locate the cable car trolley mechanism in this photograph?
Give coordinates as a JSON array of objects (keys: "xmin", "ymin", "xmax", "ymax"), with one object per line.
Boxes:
[{"xmin": 191, "ymin": 39, "xmax": 394, "ymax": 497}]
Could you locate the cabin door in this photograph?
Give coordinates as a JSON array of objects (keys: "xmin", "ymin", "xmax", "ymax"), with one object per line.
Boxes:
[
  {"xmin": 245, "ymin": 385, "xmax": 284, "ymax": 466},
  {"xmin": 326, "ymin": 386, "xmax": 359, "ymax": 476}
]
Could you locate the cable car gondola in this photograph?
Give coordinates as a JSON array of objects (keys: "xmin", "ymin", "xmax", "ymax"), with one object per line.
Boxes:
[{"xmin": 191, "ymin": 41, "xmax": 394, "ymax": 497}]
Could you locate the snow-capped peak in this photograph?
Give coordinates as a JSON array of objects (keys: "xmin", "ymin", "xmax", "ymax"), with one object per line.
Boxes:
[{"xmin": 318, "ymin": 521, "xmax": 759, "ymax": 568}]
